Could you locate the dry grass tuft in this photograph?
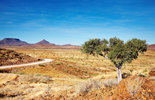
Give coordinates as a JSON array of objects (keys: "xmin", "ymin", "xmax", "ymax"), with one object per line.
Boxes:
[
  {"xmin": 126, "ymin": 77, "xmax": 144, "ymax": 97},
  {"xmin": 18, "ymin": 75, "xmax": 52, "ymax": 83},
  {"xmin": 102, "ymin": 78, "xmax": 118, "ymax": 87},
  {"xmin": 76, "ymin": 80, "xmax": 102, "ymax": 94}
]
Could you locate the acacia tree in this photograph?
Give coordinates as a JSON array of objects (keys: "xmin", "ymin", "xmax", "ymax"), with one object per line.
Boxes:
[{"xmin": 81, "ymin": 37, "xmax": 148, "ymax": 83}]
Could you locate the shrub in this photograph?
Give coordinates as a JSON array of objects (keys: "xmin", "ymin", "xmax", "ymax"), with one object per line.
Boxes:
[
  {"xmin": 150, "ymin": 76, "xmax": 155, "ymax": 81},
  {"xmin": 130, "ymin": 69, "xmax": 133, "ymax": 73},
  {"xmin": 126, "ymin": 77, "xmax": 144, "ymax": 97},
  {"xmin": 35, "ymin": 73, "xmax": 41, "ymax": 76},
  {"xmin": 45, "ymin": 86, "xmax": 51, "ymax": 93},
  {"xmin": 93, "ymin": 74, "xmax": 98, "ymax": 76},
  {"xmin": 122, "ymin": 72, "xmax": 132, "ymax": 79},
  {"xmin": 64, "ymin": 69, "xmax": 68, "ymax": 72},
  {"xmin": 18, "ymin": 75, "xmax": 52, "ymax": 83},
  {"xmin": 55, "ymin": 62, "xmax": 62, "ymax": 65},
  {"xmin": 18, "ymin": 72, "xmax": 24, "ymax": 75},
  {"xmin": 101, "ymin": 76, "xmax": 105, "ymax": 79},
  {"xmin": 39, "ymin": 64, "xmax": 45, "ymax": 67},
  {"xmin": 68, "ymin": 65, "xmax": 72, "ymax": 67},
  {"xmin": 143, "ymin": 69, "xmax": 147, "ymax": 72},
  {"xmin": 76, "ymin": 80, "xmax": 101, "ymax": 94},
  {"xmin": 11, "ymin": 72, "xmax": 16, "ymax": 74},
  {"xmin": 5, "ymin": 50, "xmax": 9, "ymax": 53},
  {"xmin": 102, "ymin": 79, "xmax": 118, "ymax": 87},
  {"xmin": 137, "ymin": 73, "xmax": 146, "ymax": 77}
]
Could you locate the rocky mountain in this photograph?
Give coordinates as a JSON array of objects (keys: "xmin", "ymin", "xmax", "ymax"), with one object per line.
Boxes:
[
  {"xmin": 35, "ymin": 39, "xmax": 55, "ymax": 45},
  {"xmin": 148, "ymin": 44, "xmax": 155, "ymax": 50},
  {"xmin": 0, "ymin": 38, "xmax": 29, "ymax": 45}
]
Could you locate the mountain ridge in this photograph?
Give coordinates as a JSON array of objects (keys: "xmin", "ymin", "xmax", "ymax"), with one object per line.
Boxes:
[
  {"xmin": 0, "ymin": 38, "xmax": 29, "ymax": 45},
  {"xmin": 0, "ymin": 38, "xmax": 80, "ymax": 47}
]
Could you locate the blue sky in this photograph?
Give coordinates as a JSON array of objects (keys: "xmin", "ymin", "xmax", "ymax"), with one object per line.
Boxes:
[{"xmin": 0, "ymin": 0, "xmax": 155, "ymax": 45}]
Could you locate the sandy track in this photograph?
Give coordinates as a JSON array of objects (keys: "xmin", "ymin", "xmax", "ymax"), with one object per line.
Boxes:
[{"xmin": 0, "ymin": 59, "xmax": 53, "ymax": 69}]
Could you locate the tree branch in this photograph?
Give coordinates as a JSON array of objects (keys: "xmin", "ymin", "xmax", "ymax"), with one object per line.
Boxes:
[{"xmin": 99, "ymin": 54, "xmax": 108, "ymax": 58}]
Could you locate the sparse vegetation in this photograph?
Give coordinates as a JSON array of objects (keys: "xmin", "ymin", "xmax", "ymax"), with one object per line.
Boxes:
[
  {"xmin": 35, "ymin": 73, "xmax": 41, "ymax": 76},
  {"xmin": 102, "ymin": 79, "xmax": 118, "ymax": 87},
  {"xmin": 76, "ymin": 80, "xmax": 101, "ymax": 94},
  {"xmin": 18, "ymin": 72, "xmax": 24, "ymax": 75},
  {"xmin": 55, "ymin": 62, "xmax": 62, "ymax": 65},
  {"xmin": 18, "ymin": 74, "xmax": 52, "ymax": 83},
  {"xmin": 0, "ymin": 48, "xmax": 155, "ymax": 100},
  {"xmin": 38, "ymin": 64, "xmax": 45, "ymax": 67}
]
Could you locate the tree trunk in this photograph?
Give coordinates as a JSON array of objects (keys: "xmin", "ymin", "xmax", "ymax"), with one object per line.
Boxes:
[{"xmin": 117, "ymin": 66, "xmax": 122, "ymax": 84}]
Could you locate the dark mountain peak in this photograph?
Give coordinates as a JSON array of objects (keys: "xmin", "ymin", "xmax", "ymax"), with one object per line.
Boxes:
[
  {"xmin": 35, "ymin": 39, "xmax": 53, "ymax": 45},
  {"xmin": 41, "ymin": 39, "xmax": 48, "ymax": 42},
  {"xmin": 0, "ymin": 38, "xmax": 29, "ymax": 45}
]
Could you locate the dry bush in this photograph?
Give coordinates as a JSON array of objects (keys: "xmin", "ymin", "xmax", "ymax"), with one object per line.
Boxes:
[
  {"xmin": 122, "ymin": 72, "xmax": 132, "ymax": 79},
  {"xmin": 0, "ymin": 88, "xmax": 23, "ymax": 97},
  {"xmin": 76, "ymin": 80, "xmax": 101, "ymax": 94},
  {"xmin": 18, "ymin": 75, "xmax": 52, "ymax": 83},
  {"xmin": 102, "ymin": 78, "xmax": 118, "ymax": 87},
  {"xmin": 149, "ymin": 76, "xmax": 155, "ymax": 81},
  {"xmin": 126, "ymin": 77, "xmax": 144, "ymax": 97}
]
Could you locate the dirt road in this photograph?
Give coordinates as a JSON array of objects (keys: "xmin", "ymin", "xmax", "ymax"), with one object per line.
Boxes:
[{"xmin": 0, "ymin": 59, "xmax": 53, "ymax": 69}]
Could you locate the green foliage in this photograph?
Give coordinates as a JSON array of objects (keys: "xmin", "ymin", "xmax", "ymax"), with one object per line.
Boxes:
[
  {"xmin": 101, "ymin": 76, "xmax": 105, "ymax": 79},
  {"xmin": 68, "ymin": 65, "xmax": 72, "ymax": 67},
  {"xmin": 64, "ymin": 69, "xmax": 68, "ymax": 72},
  {"xmin": 35, "ymin": 73, "xmax": 41, "ymax": 76},
  {"xmin": 55, "ymin": 62, "xmax": 62, "ymax": 65},
  {"xmin": 11, "ymin": 72, "xmax": 16, "ymax": 74},
  {"xmin": 81, "ymin": 38, "xmax": 101, "ymax": 56},
  {"xmin": 81, "ymin": 38, "xmax": 110, "ymax": 57},
  {"xmin": 108, "ymin": 41, "xmax": 127, "ymax": 67},
  {"xmin": 82, "ymin": 37, "xmax": 148, "ymax": 68},
  {"xmin": 143, "ymin": 69, "xmax": 147, "ymax": 72},
  {"xmin": 109, "ymin": 36, "xmax": 124, "ymax": 48},
  {"xmin": 18, "ymin": 72, "xmax": 24, "ymax": 75},
  {"xmin": 0, "ymin": 54, "xmax": 3, "ymax": 57},
  {"xmin": 5, "ymin": 50, "xmax": 9, "ymax": 53},
  {"xmin": 130, "ymin": 70, "xmax": 133, "ymax": 73},
  {"xmin": 39, "ymin": 64, "xmax": 45, "ymax": 67}
]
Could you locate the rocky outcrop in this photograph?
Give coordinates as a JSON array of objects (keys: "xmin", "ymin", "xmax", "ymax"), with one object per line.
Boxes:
[
  {"xmin": 0, "ymin": 48, "xmax": 40, "ymax": 66},
  {"xmin": 116, "ymin": 75, "xmax": 155, "ymax": 99},
  {"xmin": 149, "ymin": 67, "xmax": 155, "ymax": 76}
]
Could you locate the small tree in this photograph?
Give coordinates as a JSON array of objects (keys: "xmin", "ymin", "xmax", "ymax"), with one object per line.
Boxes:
[{"xmin": 81, "ymin": 37, "xmax": 148, "ymax": 83}]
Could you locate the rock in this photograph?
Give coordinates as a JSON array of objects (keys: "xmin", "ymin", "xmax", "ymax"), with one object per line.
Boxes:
[
  {"xmin": 149, "ymin": 68, "xmax": 155, "ymax": 76},
  {"xmin": 0, "ymin": 73, "xmax": 18, "ymax": 85},
  {"xmin": 116, "ymin": 75, "xmax": 155, "ymax": 100},
  {"xmin": 137, "ymin": 73, "xmax": 146, "ymax": 77},
  {"xmin": 122, "ymin": 73, "xmax": 132, "ymax": 79}
]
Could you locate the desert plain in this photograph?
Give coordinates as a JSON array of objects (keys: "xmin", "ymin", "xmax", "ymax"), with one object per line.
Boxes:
[{"xmin": 0, "ymin": 48, "xmax": 155, "ymax": 100}]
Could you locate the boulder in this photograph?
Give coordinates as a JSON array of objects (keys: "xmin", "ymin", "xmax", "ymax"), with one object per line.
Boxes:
[
  {"xmin": 115, "ymin": 75, "xmax": 155, "ymax": 100},
  {"xmin": 122, "ymin": 73, "xmax": 132, "ymax": 79},
  {"xmin": 149, "ymin": 68, "xmax": 155, "ymax": 76}
]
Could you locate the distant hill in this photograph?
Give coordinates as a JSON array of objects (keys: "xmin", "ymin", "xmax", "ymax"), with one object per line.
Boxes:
[
  {"xmin": 62, "ymin": 44, "xmax": 73, "ymax": 46},
  {"xmin": 148, "ymin": 44, "xmax": 155, "ymax": 50},
  {"xmin": 0, "ymin": 38, "xmax": 81, "ymax": 49},
  {"xmin": 35, "ymin": 39, "xmax": 55, "ymax": 45},
  {"xmin": 0, "ymin": 38, "xmax": 29, "ymax": 45}
]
